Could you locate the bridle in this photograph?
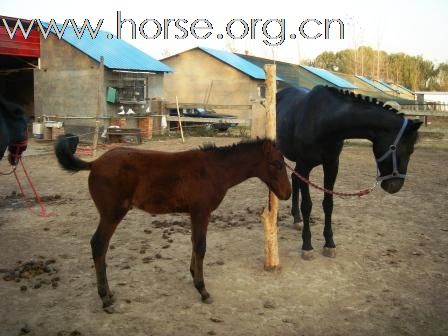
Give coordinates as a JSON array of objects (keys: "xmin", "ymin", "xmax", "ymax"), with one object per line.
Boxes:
[{"xmin": 375, "ymin": 118, "xmax": 408, "ymax": 182}]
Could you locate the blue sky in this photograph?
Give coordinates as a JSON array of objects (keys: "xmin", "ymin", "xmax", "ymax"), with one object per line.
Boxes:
[{"xmin": 1, "ymin": 0, "xmax": 447, "ymax": 64}]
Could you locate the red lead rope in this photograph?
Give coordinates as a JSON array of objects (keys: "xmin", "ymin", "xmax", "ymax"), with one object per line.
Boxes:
[
  {"xmin": 13, "ymin": 158, "xmax": 52, "ymax": 217},
  {"xmin": 1, "ymin": 139, "xmax": 51, "ymax": 217},
  {"xmin": 284, "ymin": 161, "xmax": 379, "ymax": 199}
]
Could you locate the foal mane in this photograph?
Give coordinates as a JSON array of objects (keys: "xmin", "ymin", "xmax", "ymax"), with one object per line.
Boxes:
[
  {"xmin": 326, "ymin": 86, "xmax": 403, "ymax": 116},
  {"xmin": 200, "ymin": 138, "xmax": 273, "ymax": 153}
]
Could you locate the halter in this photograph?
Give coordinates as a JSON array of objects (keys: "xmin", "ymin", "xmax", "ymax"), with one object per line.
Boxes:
[{"xmin": 376, "ymin": 118, "xmax": 408, "ymax": 182}]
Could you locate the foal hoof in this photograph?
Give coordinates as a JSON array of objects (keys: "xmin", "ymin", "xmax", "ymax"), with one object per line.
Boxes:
[
  {"xmin": 103, "ymin": 305, "xmax": 117, "ymax": 314},
  {"xmin": 323, "ymin": 247, "xmax": 337, "ymax": 258},
  {"xmin": 201, "ymin": 292, "xmax": 213, "ymax": 304},
  {"xmin": 101, "ymin": 293, "xmax": 115, "ymax": 309},
  {"xmin": 301, "ymin": 250, "xmax": 315, "ymax": 260},
  {"xmin": 202, "ymin": 296, "xmax": 213, "ymax": 304}
]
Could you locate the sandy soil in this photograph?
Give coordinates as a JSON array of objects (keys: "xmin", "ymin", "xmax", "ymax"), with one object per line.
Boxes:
[{"xmin": 0, "ymin": 136, "xmax": 447, "ymax": 336}]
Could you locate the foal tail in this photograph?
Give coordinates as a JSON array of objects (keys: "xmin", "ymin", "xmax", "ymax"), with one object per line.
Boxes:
[{"xmin": 54, "ymin": 134, "xmax": 91, "ymax": 172}]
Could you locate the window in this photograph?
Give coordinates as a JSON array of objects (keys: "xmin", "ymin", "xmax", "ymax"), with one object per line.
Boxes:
[
  {"xmin": 257, "ymin": 84, "xmax": 266, "ymax": 98},
  {"xmin": 117, "ymin": 79, "xmax": 146, "ymax": 103}
]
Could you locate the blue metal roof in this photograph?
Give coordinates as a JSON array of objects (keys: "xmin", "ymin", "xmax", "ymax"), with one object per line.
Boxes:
[
  {"xmin": 302, "ymin": 66, "xmax": 357, "ymax": 89},
  {"xmin": 378, "ymin": 80, "xmax": 400, "ymax": 93},
  {"xmin": 42, "ymin": 22, "xmax": 172, "ymax": 72},
  {"xmin": 396, "ymin": 84, "xmax": 415, "ymax": 95},
  {"xmin": 356, "ymin": 76, "xmax": 393, "ymax": 93},
  {"xmin": 198, "ymin": 47, "xmax": 268, "ymax": 80}
]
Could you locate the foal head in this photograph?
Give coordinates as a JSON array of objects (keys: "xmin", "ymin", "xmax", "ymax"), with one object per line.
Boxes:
[
  {"xmin": 373, "ymin": 118, "xmax": 422, "ymax": 194},
  {"xmin": 257, "ymin": 139, "xmax": 292, "ymax": 200}
]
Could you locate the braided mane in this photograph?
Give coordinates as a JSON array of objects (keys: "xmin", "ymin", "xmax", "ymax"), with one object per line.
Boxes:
[{"xmin": 326, "ymin": 86, "xmax": 402, "ymax": 115}]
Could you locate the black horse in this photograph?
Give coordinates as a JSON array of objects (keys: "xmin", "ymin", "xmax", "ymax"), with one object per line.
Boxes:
[
  {"xmin": 0, "ymin": 97, "xmax": 28, "ymax": 165},
  {"xmin": 276, "ymin": 85, "xmax": 422, "ymax": 259}
]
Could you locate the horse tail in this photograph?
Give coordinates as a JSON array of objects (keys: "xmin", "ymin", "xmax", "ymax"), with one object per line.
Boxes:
[{"xmin": 54, "ymin": 134, "xmax": 91, "ymax": 172}]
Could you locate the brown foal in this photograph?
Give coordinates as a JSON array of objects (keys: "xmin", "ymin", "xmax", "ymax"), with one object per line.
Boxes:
[{"xmin": 55, "ymin": 137, "xmax": 291, "ymax": 310}]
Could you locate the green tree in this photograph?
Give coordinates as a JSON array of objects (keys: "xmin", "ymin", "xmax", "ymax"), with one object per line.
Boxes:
[
  {"xmin": 434, "ymin": 63, "xmax": 448, "ymax": 90},
  {"xmin": 311, "ymin": 47, "xmax": 441, "ymax": 91}
]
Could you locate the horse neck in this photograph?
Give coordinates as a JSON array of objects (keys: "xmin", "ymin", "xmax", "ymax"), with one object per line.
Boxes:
[
  {"xmin": 208, "ymin": 145, "xmax": 261, "ymax": 189},
  {"xmin": 319, "ymin": 103, "xmax": 404, "ymax": 142}
]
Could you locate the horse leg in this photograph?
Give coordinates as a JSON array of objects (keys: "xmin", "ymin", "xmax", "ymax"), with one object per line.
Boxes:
[
  {"xmin": 291, "ymin": 167, "xmax": 303, "ymax": 229},
  {"xmin": 190, "ymin": 211, "xmax": 212, "ymax": 303},
  {"xmin": 322, "ymin": 160, "xmax": 338, "ymax": 258},
  {"xmin": 90, "ymin": 211, "xmax": 127, "ymax": 311},
  {"xmin": 297, "ymin": 166, "xmax": 314, "ymax": 260}
]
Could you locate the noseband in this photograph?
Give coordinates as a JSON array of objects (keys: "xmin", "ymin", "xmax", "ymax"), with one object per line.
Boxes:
[{"xmin": 376, "ymin": 118, "xmax": 408, "ymax": 182}]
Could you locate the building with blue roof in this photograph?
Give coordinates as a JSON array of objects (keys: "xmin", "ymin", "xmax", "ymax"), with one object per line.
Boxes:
[
  {"xmin": 161, "ymin": 46, "xmax": 411, "ymax": 132},
  {"xmin": 33, "ymin": 20, "xmax": 172, "ymax": 136},
  {"xmin": 161, "ymin": 47, "xmax": 271, "ymax": 123}
]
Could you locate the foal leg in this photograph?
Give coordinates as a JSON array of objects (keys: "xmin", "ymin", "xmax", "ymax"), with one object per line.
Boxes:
[
  {"xmin": 190, "ymin": 211, "xmax": 212, "ymax": 303},
  {"xmin": 190, "ymin": 250, "xmax": 195, "ymax": 278},
  {"xmin": 297, "ymin": 166, "xmax": 314, "ymax": 260},
  {"xmin": 322, "ymin": 160, "xmax": 338, "ymax": 258},
  {"xmin": 291, "ymin": 168, "xmax": 303, "ymax": 229},
  {"xmin": 91, "ymin": 212, "xmax": 126, "ymax": 310}
]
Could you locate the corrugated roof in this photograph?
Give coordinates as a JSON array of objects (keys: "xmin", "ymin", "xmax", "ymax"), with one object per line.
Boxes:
[
  {"xmin": 302, "ymin": 66, "xmax": 357, "ymax": 89},
  {"xmin": 395, "ymin": 84, "xmax": 415, "ymax": 95},
  {"xmin": 237, "ymin": 53, "xmax": 300, "ymax": 87},
  {"xmin": 42, "ymin": 22, "xmax": 172, "ymax": 72},
  {"xmin": 377, "ymin": 80, "xmax": 400, "ymax": 93},
  {"xmin": 337, "ymin": 73, "xmax": 414, "ymax": 104},
  {"xmin": 198, "ymin": 47, "xmax": 268, "ymax": 80},
  {"xmin": 237, "ymin": 53, "xmax": 348, "ymax": 89},
  {"xmin": 356, "ymin": 75, "xmax": 393, "ymax": 93}
]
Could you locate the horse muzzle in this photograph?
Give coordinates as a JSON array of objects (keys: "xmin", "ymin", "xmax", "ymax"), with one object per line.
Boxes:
[
  {"xmin": 380, "ymin": 178, "xmax": 404, "ymax": 194},
  {"xmin": 8, "ymin": 153, "xmax": 20, "ymax": 166},
  {"xmin": 7, "ymin": 142, "xmax": 27, "ymax": 166},
  {"xmin": 276, "ymin": 182, "xmax": 292, "ymax": 200}
]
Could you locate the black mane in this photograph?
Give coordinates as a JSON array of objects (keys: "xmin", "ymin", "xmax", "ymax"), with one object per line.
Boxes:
[
  {"xmin": 200, "ymin": 138, "xmax": 273, "ymax": 153},
  {"xmin": 326, "ymin": 86, "xmax": 401, "ymax": 115}
]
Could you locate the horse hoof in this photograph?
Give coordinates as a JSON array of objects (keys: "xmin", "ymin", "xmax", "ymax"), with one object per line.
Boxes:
[
  {"xmin": 301, "ymin": 250, "xmax": 315, "ymax": 260},
  {"xmin": 293, "ymin": 222, "xmax": 303, "ymax": 231},
  {"xmin": 323, "ymin": 247, "xmax": 336, "ymax": 258}
]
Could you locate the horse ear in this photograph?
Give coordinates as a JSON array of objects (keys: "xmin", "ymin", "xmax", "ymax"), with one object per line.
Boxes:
[{"xmin": 262, "ymin": 139, "xmax": 273, "ymax": 154}]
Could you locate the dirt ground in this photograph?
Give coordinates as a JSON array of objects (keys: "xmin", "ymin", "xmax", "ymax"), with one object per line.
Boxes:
[{"xmin": 0, "ymin": 136, "xmax": 447, "ymax": 336}]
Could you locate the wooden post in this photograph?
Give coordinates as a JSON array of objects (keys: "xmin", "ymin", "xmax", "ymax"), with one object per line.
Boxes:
[
  {"xmin": 176, "ymin": 96, "xmax": 185, "ymax": 143},
  {"xmin": 93, "ymin": 56, "xmax": 104, "ymax": 157},
  {"xmin": 261, "ymin": 64, "xmax": 280, "ymax": 271}
]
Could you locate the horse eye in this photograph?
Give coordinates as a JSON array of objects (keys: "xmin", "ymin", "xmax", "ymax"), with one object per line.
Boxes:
[{"xmin": 270, "ymin": 160, "xmax": 283, "ymax": 169}]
